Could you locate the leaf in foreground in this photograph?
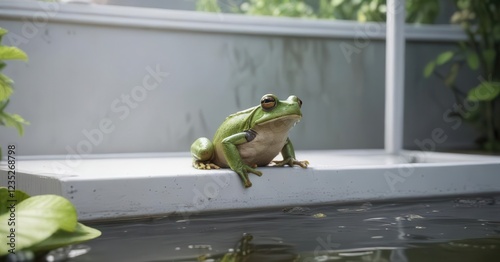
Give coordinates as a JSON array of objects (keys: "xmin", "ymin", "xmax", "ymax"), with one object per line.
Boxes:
[
  {"xmin": 0, "ymin": 195, "xmax": 78, "ymax": 256},
  {"xmin": 0, "ymin": 187, "xmax": 30, "ymax": 215},
  {"xmin": 30, "ymin": 223, "xmax": 101, "ymax": 252}
]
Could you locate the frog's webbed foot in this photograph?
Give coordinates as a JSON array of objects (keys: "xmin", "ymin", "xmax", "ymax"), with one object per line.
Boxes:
[
  {"xmin": 273, "ymin": 158, "xmax": 309, "ymax": 168},
  {"xmin": 193, "ymin": 160, "xmax": 221, "ymax": 170},
  {"xmin": 234, "ymin": 164, "xmax": 262, "ymax": 188}
]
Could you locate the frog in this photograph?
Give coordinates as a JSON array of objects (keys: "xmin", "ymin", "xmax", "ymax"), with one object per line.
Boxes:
[{"xmin": 190, "ymin": 94, "xmax": 309, "ymax": 188}]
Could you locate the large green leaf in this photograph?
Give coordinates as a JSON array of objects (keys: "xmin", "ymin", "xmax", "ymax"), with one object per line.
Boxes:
[
  {"xmin": 423, "ymin": 61, "xmax": 436, "ymax": 78},
  {"xmin": 0, "ymin": 46, "xmax": 28, "ymax": 61},
  {"xmin": 30, "ymin": 223, "xmax": 101, "ymax": 252},
  {"xmin": 435, "ymin": 51, "xmax": 454, "ymax": 65},
  {"xmin": 0, "ymin": 189, "xmax": 101, "ymax": 256},
  {"xmin": 0, "ymin": 195, "xmax": 78, "ymax": 256},
  {"xmin": 467, "ymin": 82, "xmax": 500, "ymax": 102},
  {"xmin": 18, "ymin": 195, "xmax": 78, "ymax": 232},
  {"xmin": 0, "ymin": 187, "xmax": 30, "ymax": 215}
]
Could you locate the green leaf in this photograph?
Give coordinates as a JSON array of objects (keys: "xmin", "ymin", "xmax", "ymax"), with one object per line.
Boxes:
[
  {"xmin": 0, "ymin": 112, "xmax": 29, "ymax": 136},
  {"xmin": 0, "ymin": 73, "xmax": 14, "ymax": 101},
  {"xmin": 0, "ymin": 73, "xmax": 13, "ymax": 85},
  {"xmin": 19, "ymin": 195, "xmax": 78, "ymax": 231},
  {"xmin": 0, "ymin": 187, "xmax": 30, "ymax": 215},
  {"xmin": 467, "ymin": 82, "xmax": 500, "ymax": 102},
  {"xmin": 0, "ymin": 99, "xmax": 9, "ymax": 112},
  {"xmin": 0, "ymin": 61, "xmax": 6, "ymax": 71},
  {"xmin": 0, "ymin": 189, "xmax": 101, "ymax": 255},
  {"xmin": 423, "ymin": 61, "xmax": 436, "ymax": 78},
  {"xmin": 0, "ymin": 46, "xmax": 28, "ymax": 61},
  {"xmin": 436, "ymin": 51, "xmax": 454, "ymax": 65},
  {"xmin": 0, "ymin": 195, "xmax": 78, "ymax": 256},
  {"xmin": 0, "ymin": 80, "xmax": 13, "ymax": 101},
  {"xmin": 465, "ymin": 52, "xmax": 479, "ymax": 70},
  {"xmin": 30, "ymin": 223, "xmax": 101, "ymax": 252}
]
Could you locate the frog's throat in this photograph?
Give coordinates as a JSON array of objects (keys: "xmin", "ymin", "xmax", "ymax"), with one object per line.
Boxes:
[{"xmin": 254, "ymin": 114, "xmax": 301, "ymax": 126}]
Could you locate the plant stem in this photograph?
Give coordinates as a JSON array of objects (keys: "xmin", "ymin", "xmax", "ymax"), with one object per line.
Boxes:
[{"xmin": 433, "ymin": 71, "xmax": 466, "ymax": 104}]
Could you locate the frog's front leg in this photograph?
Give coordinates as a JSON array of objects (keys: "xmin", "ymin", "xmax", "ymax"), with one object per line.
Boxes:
[
  {"xmin": 191, "ymin": 137, "xmax": 221, "ymax": 170},
  {"xmin": 273, "ymin": 138, "xmax": 309, "ymax": 168},
  {"xmin": 222, "ymin": 130, "xmax": 262, "ymax": 188}
]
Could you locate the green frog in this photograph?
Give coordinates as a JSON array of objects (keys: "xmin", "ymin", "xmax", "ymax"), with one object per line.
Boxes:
[{"xmin": 190, "ymin": 94, "xmax": 309, "ymax": 188}]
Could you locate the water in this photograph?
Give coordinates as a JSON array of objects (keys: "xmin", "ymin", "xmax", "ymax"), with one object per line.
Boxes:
[{"xmin": 71, "ymin": 195, "xmax": 500, "ymax": 262}]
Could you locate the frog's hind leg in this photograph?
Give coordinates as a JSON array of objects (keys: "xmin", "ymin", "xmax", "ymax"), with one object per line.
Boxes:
[{"xmin": 191, "ymin": 137, "xmax": 220, "ymax": 170}]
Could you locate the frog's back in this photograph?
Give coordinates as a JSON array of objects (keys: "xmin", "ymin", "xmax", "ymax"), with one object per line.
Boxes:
[
  {"xmin": 211, "ymin": 106, "xmax": 258, "ymax": 167},
  {"xmin": 212, "ymin": 106, "xmax": 257, "ymax": 144}
]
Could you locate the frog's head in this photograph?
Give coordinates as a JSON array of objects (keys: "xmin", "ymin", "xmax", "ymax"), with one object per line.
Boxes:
[{"xmin": 251, "ymin": 94, "xmax": 302, "ymax": 127}]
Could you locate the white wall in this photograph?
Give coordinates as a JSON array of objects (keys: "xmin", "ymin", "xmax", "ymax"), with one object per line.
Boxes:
[{"xmin": 0, "ymin": 1, "xmax": 479, "ymax": 156}]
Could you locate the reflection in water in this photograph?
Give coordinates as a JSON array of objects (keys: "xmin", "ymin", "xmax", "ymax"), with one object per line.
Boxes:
[
  {"xmin": 195, "ymin": 234, "xmax": 299, "ymax": 262},
  {"xmin": 178, "ymin": 236, "xmax": 500, "ymax": 262},
  {"xmin": 69, "ymin": 195, "xmax": 500, "ymax": 262}
]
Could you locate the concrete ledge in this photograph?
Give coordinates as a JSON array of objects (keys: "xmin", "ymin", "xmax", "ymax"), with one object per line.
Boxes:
[{"xmin": 1, "ymin": 150, "xmax": 499, "ymax": 221}]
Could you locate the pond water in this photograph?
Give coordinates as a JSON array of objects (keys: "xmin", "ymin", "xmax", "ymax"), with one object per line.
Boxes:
[{"xmin": 71, "ymin": 195, "xmax": 500, "ymax": 262}]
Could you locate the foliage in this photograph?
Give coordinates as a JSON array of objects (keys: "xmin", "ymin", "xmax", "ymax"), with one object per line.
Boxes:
[
  {"xmin": 196, "ymin": 0, "xmax": 439, "ymax": 24},
  {"xmin": 0, "ymin": 27, "xmax": 30, "ymax": 159},
  {"xmin": 240, "ymin": 0, "xmax": 315, "ymax": 18},
  {"xmin": 196, "ymin": 0, "xmax": 222, "ymax": 13},
  {"xmin": 0, "ymin": 188, "xmax": 101, "ymax": 257},
  {"xmin": 423, "ymin": 0, "xmax": 500, "ymax": 152}
]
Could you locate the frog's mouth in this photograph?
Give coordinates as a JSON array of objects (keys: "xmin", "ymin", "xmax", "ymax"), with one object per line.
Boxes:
[{"xmin": 255, "ymin": 114, "xmax": 301, "ymax": 130}]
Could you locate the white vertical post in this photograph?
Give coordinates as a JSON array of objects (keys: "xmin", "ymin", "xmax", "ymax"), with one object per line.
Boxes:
[{"xmin": 385, "ymin": 0, "xmax": 406, "ymax": 155}]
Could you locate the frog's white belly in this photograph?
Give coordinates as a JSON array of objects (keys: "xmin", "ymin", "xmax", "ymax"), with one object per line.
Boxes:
[{"xmin": 216, "ymin": 115, "xmax": 300, "ymax": 167}]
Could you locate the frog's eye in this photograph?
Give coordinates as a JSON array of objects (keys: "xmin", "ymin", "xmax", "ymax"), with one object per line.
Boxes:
[
  {"xmin": 261, "ymin": 95, "xmax": 277, "ymax": 111},
  {"xmin": 298, "ymin": 98, "xmax": 303, "ymax": 108}
]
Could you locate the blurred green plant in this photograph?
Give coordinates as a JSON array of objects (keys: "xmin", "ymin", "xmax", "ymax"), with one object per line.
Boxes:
[
  {"xmin": 424, "ymin": 0, "xmax": 500, "ymax": 152},
  {"xmin": 0, "ymin": 27, "xmax": 29, "ymax": 159},
  {"xmin": 198, "ymin": 0, "xmax": 498, "ymax": 152},
  {"xmin": 196, "ymin": 0, "xmax": 439, "ymax": 24},
  {"xmin": 0, "ymin": 188, "xmax": 101, "ymax": 259},
  {"xmin": 196, "ymin": 0, "xmax": 222, "ymax": 13},
  {"xmin": 240, "ymin": 0, "xmax": 315, "ymax": 18}
]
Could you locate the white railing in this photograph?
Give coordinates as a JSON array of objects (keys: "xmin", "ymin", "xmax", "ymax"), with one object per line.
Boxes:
[{"xmin": 0, "ymin": 0, "xmax": 466, "ymax": 42}]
